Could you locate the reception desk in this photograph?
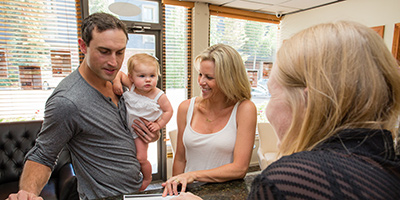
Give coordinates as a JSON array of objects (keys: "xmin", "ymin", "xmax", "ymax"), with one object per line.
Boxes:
[{"xmin": 102, "ymin": 171, "xmax": 261, "ymax": 200}]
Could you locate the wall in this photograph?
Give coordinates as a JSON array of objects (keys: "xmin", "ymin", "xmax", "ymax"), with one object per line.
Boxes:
[
  {"xmin": 280, "ymin": 0, "xmax": 400, "ymax": 50},
  {"xmin": 191, "ymin": 2, "xmax": 210, "ymax": 97}
]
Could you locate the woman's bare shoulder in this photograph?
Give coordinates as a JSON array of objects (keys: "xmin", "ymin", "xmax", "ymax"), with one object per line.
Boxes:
[{"xmin": 237, "ymin": 99, "xmax": 256, "ymax": 111}]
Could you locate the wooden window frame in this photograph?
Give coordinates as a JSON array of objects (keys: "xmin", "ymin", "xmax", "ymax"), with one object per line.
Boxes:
[{"xmin": 392, "ymin": 23, "xmax": 400, "ymax": 63}]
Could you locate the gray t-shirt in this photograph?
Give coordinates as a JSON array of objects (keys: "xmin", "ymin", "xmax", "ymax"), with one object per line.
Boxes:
[{"xmin": 26, "ymin": 69, "xmax": 142, "ymax": 200}]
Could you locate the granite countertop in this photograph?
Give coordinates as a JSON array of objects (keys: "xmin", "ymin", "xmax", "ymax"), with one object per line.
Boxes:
[{"xmin": 103, "ymin": 171, "xmax": 261, "ymax": 200}]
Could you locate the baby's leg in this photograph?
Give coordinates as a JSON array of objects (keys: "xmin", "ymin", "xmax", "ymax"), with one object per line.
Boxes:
[{"xmin": 135, "ymin": 138, "xmax": 152, "ymax": 191}]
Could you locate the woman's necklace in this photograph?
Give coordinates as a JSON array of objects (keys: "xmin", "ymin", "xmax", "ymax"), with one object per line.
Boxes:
[
  {"xmin": 201, "ymin": 99, "xmax": 234, "ymax": 123},
  {"xmin": 205, "ymin": 112, "xmax": 221, "ymax": 123}
]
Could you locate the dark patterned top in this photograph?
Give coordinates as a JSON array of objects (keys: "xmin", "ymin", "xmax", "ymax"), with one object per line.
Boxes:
[{"xmin": 248, "ymin": 129, "xmax": 400, "ymax": 200}]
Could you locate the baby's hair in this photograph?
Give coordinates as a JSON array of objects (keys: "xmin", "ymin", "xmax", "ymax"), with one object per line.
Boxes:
[{"xmin": 127, "ymin": 53, "xmax": 160, "ymax": 76}]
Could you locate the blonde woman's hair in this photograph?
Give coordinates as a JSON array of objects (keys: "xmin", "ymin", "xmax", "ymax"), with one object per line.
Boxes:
[
  {"xmin": 276, "ymin": 21, "xmax": 400, "ymax": 156},
  {"xmin": 194, "ymin": 44, "xmax": 251, "ymax": 103},
  {"xmin": 127, "ymin": 53, "xmax": 160, "ymax": 77}
]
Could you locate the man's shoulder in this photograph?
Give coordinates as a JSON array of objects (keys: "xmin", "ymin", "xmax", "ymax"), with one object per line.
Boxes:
[{"xmin": 53, "ymin": 70, "xmax": 91, "ymax": 97}]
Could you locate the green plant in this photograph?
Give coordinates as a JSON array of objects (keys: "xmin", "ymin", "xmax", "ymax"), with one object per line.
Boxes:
[{"xmin": 256, "ymin": 101, "xmax": 269, "ymax": 123}]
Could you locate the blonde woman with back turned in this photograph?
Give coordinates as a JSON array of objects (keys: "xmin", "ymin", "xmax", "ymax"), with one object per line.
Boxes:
[
  {"xmin": 172, "ymin": 21, "xmax": 400, "ymax": 200},
  {"xmin": 249, "ymin": 20, "xmax": 400, "ymax": 199},
  {"xmin": 162, "ymin": 44, "xmax": 257, "ymax": 196}
]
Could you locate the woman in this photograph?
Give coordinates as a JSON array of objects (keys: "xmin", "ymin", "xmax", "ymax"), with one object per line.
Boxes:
[
  {"xmin": 162, "ymin": 44, "xmax": 257, "ymax": 196},
  {"xmin": 172, "ymin": 21, "xmax": 400, "ymax": 200},
  {"xmin": 248, "ymin": 21, "xmax": 400, "ymax": 199}
]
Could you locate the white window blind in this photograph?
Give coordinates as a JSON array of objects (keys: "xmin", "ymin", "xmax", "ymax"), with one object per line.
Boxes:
[
  {"xmin": 163, "ymin": 3, "xmax": 192, "ymax": 140},
  {"xmin": 0, "ymin": 0, "xmax": 81, "ymax": 121},
  {"xmin": 163, "ymin": 4, "xmax": 191, "ymax": 93}
]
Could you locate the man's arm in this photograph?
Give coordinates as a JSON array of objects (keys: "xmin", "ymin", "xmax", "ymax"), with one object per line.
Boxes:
[
  {"xmin": 8, "ymin": 160, "xmax": 51, "ymax": 200},
  {"xmin": 20, "ymin": 161, "xmax": 52, "ymax": 195}
]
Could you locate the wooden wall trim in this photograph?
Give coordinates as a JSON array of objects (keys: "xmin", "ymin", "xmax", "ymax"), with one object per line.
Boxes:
[
  {"xmin": 209, "ymin": 5, "xmax": 280, "ymax": 24},
  {"xmin": 371, "ymin": 25, "xmax": 385, "ymax": 38}
]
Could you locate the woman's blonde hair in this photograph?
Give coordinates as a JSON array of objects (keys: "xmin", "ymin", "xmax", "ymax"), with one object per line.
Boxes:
[
  {"xmin": 276, "ymin": 21, "xmax": 400, "ymax": 155},
  {"xmin": 194, "ymin": 44, "xmax": 251, "ymax": 103},
  {"xmin": 127, "ymin": 53, "xmax": 160, "ymax": 77}
]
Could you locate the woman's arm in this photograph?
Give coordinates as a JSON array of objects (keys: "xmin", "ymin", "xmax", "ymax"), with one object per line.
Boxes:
[
  {"xmin": 172, "ymin": 99, "xmax": 190, "ymax": 176},
  {"xmin": 163, "ymin": 99, "xmax": 190, "ymax": 196}
]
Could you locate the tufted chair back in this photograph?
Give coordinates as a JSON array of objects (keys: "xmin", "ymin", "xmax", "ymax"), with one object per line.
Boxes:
[
  {"xmin": 0, "ymin": 120, "xmax": 78, "ymax": 200},
  {"xmin": 0, "ymin": 120, "xmax": 42, "ymax": 184}
]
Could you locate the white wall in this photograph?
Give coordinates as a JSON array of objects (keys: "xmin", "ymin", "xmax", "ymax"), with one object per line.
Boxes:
[
  {"xmin": 192, "ymin": 2, "xmax": 210, "ymax": 97},
  {"xmin": 280, "ymin": 0, "xmax": 400, "ymax": 49}
]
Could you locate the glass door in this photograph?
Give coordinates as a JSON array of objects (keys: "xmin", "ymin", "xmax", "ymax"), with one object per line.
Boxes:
[
  {"xmin": 85, "ymin": 0, "xmax": 165, "ymax": 181},
  {"xmin": 124, "ymin": 31, "xmax": 164, "ymax": 181}
]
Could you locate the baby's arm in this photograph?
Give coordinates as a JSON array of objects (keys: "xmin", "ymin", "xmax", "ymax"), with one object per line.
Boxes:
[
  {"xmin": 112, "ymin": 71, "xmax": 132, "ymax": 95},
  {"xmin": 148, "ymin": 94, "xmax": 173, "ymax": 132}
]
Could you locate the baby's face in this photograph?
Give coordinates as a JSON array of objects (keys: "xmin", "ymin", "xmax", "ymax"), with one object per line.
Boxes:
[{"xmin": 129, "ymin": 64, "xmax": 158, "ymax": 93}]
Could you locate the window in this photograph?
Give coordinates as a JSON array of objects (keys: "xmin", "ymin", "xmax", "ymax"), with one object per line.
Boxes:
[
  {"xmin": 210, "ymin": 15, "xmax": 278, "ymax": 123},
  {"xmin": 88, "ymin": 0, "xmax": 167, "ymax": 180},
  {"xmin": 0, "ymin": 0, "xmax": 81, "ymax": 121},
  {"xmin": 143, "ymin": 5, "xmax": 157, "ymax": 23},
  {"xmin": 163, "ymin": 4, "xmax": 192, "ymax": 133}
]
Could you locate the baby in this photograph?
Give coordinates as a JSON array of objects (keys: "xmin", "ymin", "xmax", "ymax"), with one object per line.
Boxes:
[{"xmin": 113, "ymin": 53, "xmax": 173, "ymax": 191}]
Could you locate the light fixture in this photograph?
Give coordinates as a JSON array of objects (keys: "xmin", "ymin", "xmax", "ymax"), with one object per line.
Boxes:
[{"xmin": 108, "ymin": 2, "xmax": 141, "ymax": 17}]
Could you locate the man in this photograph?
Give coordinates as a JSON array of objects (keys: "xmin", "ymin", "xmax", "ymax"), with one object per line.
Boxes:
[{"xmin": 7, "ymin": 12, "xmax": 160, "ymax": 200}]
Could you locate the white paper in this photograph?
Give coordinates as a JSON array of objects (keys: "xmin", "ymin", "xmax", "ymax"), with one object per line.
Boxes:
[{"xmin": 123, "ymin": 194, "xmax": 178, "ymax": 200}]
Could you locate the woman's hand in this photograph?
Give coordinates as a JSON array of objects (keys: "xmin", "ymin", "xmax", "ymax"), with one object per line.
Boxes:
[
  {"xmin": 162, "ymin": 173, "xmax": 196, "ymax": 197},
  {"xmin": 170, "ymin": 192, "xmax": 203, "ymax": 200}
]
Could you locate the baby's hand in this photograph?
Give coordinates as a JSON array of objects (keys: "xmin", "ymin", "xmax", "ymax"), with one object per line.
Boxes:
[
  {"xmin": 148, "ymin": 121, "xmax": 161, "ymax": 132},
  {"xmin": 112, "ymin": 81, "xmax": 123, "ymax": 96}
]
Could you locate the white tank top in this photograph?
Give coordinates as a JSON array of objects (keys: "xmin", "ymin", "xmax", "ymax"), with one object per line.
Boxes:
[{"xmin": 183, "ymin": 97, "xmax": 239, "ymax": 172}]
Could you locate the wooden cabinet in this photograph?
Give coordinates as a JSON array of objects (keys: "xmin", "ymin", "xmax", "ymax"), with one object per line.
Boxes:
[
  {"xmin": 19, "ymin": 66, "xmax": 42, "ymax": 90},
  {"xmin": 0, "ymin": 51, "xmax": 6, "ymax": 78},
  {"xmin": 51, "ymin": 50, "xmax": 71, "ymax": 77}
]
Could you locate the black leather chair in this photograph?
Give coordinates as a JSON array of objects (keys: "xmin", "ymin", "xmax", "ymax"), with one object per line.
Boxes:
[{"xmin": 0, "ymin": 120, "xmax": 79, "ymax": 200}]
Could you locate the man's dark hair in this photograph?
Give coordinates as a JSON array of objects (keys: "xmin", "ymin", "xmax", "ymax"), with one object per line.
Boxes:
[{"xmin": 81, "ymin": 12, "xmax": 128, "ymax": 46}]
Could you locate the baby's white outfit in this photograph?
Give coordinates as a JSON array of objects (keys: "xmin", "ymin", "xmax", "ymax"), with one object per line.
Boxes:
[{"xmin": 123, "ymin": 84, "xmax": 164, "ymax": 138}]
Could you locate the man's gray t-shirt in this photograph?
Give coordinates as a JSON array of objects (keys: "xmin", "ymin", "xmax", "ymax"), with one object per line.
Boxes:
[{"xmin": 26, "ymin": 69, "xmax": 142, "ymax": 200}]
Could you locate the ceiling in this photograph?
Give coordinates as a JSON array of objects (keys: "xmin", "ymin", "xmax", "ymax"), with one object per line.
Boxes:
[{"xmin": 180, "ymin": 0, "xmax": 345, "ymax": 16}]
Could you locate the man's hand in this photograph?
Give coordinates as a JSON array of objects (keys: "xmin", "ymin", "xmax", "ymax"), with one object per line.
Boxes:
[
  {"xmin": 133, "ymin": 118, "xmax": 160, "ymax": 143},
  {"xmin": 7, "ymin": 190, "xmax": 43, "ymax": 200}
]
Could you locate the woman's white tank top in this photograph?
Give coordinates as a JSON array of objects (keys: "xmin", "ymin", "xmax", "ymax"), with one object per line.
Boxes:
[{"xmin": 183, "ymin": 97, "xmax": 239, "ymax": 172}]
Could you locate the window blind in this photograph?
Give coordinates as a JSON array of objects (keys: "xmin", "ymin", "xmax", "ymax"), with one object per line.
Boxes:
[
  {"xmin": 209, "ymin": 15, "xmax": 278, "ymax": 123},
  {"xmin": 162, "ymin": 3, "xmax": 192, "ymax": 99},
  {"xmin": 0, "ymin": 0, "xmax": 81, "ymax": 121}
]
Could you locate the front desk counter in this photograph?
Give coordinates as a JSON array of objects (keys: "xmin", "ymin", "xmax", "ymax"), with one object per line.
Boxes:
[{"xmin": 103, "ymin": 171, "xmax": 261, "ymax": 200}]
